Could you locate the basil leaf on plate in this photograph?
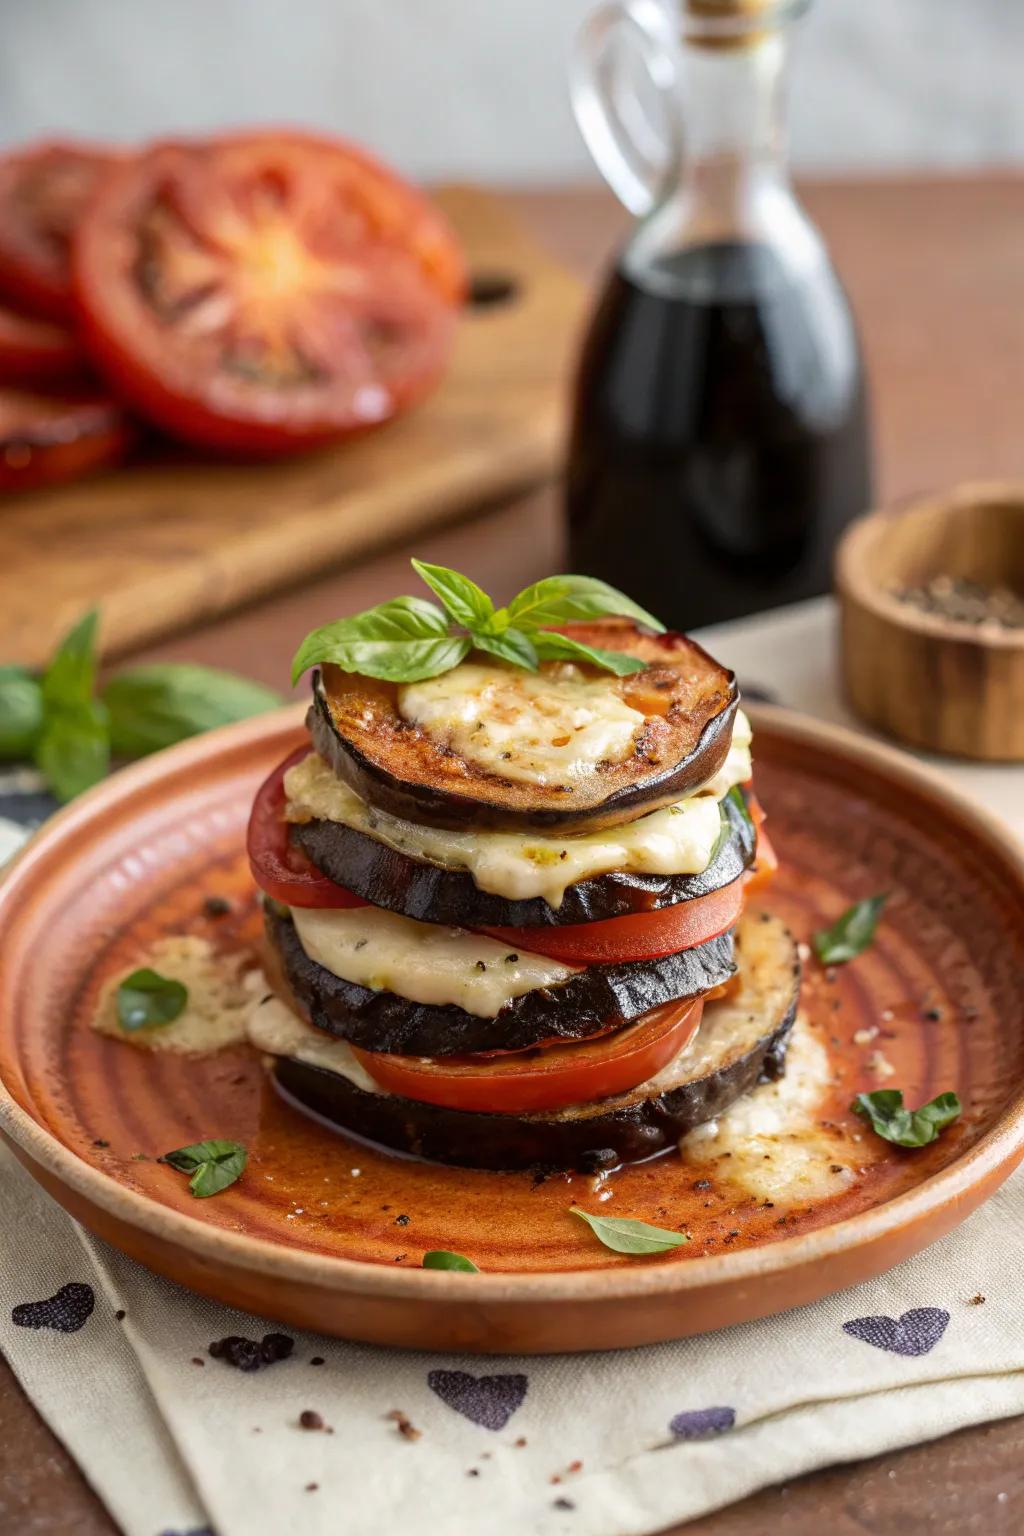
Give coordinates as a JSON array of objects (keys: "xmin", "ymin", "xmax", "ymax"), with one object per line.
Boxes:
[
  {"xmin": 290, "ymin": 596, "xmax": 461, "ymax": 684},
  {"xmin": 411, "ymin": 559, "xmax": 496, "ymax": 631},
  {"xmin": 422, "ymin": 1249, "xmax": 479, "ymax": 1272},
  {"xmin": 571, "ymin": 1208, "xmax": 689, "ymax": 1255},
  {"xmin": 0, "ymin": 666, "xmax": 44, "ymax": 759},
  {"xmin": 34, "ymin": 700, "xmax": 110, "ymax": 803},
  {"xmin": 813, "ymin": 894, "xmax": 888, "ymax": 965},
  {"xmin": 162, "ymin": 1138, "xmax": 247, "ymax": 1197},
  {"xmin": 531, "ymin": 630, "xmax": 647, "ymax": 676},
  {"xmin": 116, "ymin": 968, "xmax": 188, "ymax": 1031},
  {"xmin": 470, "ymin": 626, "xmax": 539, "ymax": 671},
  {"xmin": 852, "ymin": 1089, "xmax": 961, "ymax": 1148},
  {"xmin": 508, "ymin": 574, "xmax": 665, "ymax": 633},
  {"xmin": 102, "ymin": 665, "xmax": 281, "ymax": 757}
]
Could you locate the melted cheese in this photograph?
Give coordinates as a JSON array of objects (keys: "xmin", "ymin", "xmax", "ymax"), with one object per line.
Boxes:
[
  {"xmin": 248, "ymin": 994, "xmax": 383, "ymax": 1093},
  {"xmin": 681, "ymin": 1016, "xmax": 856, "ymax": 1204},
  {"xmin": 398, "ymin": 662, "xmax": 645, "ymax": 786},
  {"xmin": 93, "ymin": 937, "xmax": 263, "ymax": 1053},
  {"xmin": 699, "ymin": 709, "xmax": 752, "ymax": 799},
  {"xmin": 285, "ymin": 753, "xmax": 734, "ymax": 908},
  {"xmin": 290, "ymin": 904, "xmax": 577, "ymax": 1017}
]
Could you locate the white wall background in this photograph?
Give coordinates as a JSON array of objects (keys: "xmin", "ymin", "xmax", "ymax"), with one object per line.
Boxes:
[{"xmin": 0, "ymin": 0, "xmax": 1021, "ymax": 179}]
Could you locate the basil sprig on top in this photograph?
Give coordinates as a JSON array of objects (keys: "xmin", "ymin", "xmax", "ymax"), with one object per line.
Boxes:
[{"xmin": 290, "ymin": 562, "xmax": 666, "ymax": 685}]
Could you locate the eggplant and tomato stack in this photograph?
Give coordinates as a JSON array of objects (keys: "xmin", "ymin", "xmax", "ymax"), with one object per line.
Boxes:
[{"xmin": 247, "ymin": 601, "xmax": 799, "ymax": 1172}]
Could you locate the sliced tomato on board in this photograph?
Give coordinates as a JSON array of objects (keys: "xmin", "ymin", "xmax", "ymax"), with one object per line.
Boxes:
[
  {"xmin": 0, "ymin": 142, "xmax": 121, "ymax": 321},
  {"xmin": 72, "ymin": 132, "xmax": 467, "ymax": 455},
  {"xmin": 480, "ymin": 878, "xmax": 745, "ymax": 965},
  {"xmin": 352, "ymin": 996, "xmax": 704, "ymax": 1114},
  {"xmin": 0, "ymin": 303, "xmax": 85, "ymax": 386},
  {"xmin": 0, "ymin": 388, "xmax": 130, "ymax": 494},
  {"xmin": 247, "ymin": 747, "xmax": 369, "ymax": 909}
]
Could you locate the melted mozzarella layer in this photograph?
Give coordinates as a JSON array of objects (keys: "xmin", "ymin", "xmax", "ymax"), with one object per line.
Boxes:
[
  {"xmin": 398, "ymin": 662, "xmax": 645, "ymax": 786},
  {"xmin": 290, "ymin": 904, "xmax": 577, "ymax": 1017},
  {"xmin": 283, "ymin": 730, "xmax": 749, "ymax": 909},
  {"xmin": 248, "ymin": 994, "xmax": 383, "ymax": 1093}
]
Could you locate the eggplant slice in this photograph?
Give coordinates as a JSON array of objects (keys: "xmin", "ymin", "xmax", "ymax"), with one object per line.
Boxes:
[
  {"xmin": 271, "ymin": 911, "xmax": 800, "ymax": 1171},
  {"xmin": 309, "ymin": 621, "xmax": 738, "ymax": 835},
  {"xmin": 265, "ymin": 903, "xmax": 735, "ymax": 1057},
  {"xmin": 291, "ymin": 773, "xmax": 756, "ymax": 930}
]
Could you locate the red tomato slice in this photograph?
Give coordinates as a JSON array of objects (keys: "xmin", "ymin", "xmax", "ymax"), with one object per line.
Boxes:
[
  {"xmin": 480, "ymin": 878, "xmax": 745, "ymax": 964},
  {"xmin": 0, "ymin": 142, "xmax": 121, "ymax": 321},
  {"xmin": 0, "ymin": 302, "xmax": 85, "ymax": 386},
  {"xmin": 72, "ymin": 132, "xmax": 467, "ymax": 455},
  {"xmin": 352, "ymin": 996, "xmax": 704, "ymax": 1114},
  {"xmin": 248, "ymin": 747, "xmax": 369, "ymax": 908},
  {"xmin": 0, "ymin": 388, "xmax": 130, "ymax": 494},
  {"xmin": 744, "ymin": 793, "xmax": 779, "ymax": 893}
]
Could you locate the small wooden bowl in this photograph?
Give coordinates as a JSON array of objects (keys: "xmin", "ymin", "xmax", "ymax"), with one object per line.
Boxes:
[{"xmin": 836, "ymin": 483, "xmax": 1024, "ymax": 760}]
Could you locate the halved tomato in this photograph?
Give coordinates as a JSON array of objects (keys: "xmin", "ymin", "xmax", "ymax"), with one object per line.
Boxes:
[
  {"xmin": 0, "ymin": 142, "xmax": 121, "ymax": 320},
  {"xmin": 352, "ymin": 996, "xmax": 704, "ymax": 1114},
  {"xmin": 0, "ymin": 303, "xmax": 85, "ymax": 386},
  {"xmin": 248, "ymin": 747, "xmax": 368, "ymax": 908},
  {"xmin": 72, "ymin": 132, "xmax": 467, "ymax": 455},
  {"xmin": 0, "ymin": 388, "xmax": 130, "ymax": 494},
  {"xmin": 480, "ymin": 879, "xmax": 745, "ymax": 965}
]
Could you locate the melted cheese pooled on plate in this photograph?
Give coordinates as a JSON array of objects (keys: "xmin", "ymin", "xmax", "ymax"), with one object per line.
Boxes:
[
  {"xmin": 290, "ymin": 904, "xmax": 577, "ymax": 1017},
  {"xmin": 398, "ymin": 662, "xmax": 645, "ymax": 786},
  {"xmin": 93, "ymin": 937, "xmax": 262, "ymax": 1052},
  {"xmin": 248, "ymin": 993, "xmax": 383, "ymax": 1093},
  {"xmin": 284, "ymin": 750, "xmax": 738, "ymax": 908}
]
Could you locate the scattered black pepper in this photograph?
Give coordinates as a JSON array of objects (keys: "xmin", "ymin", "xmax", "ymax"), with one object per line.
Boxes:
[
  {"xmin": 115, "ymin": 1309, "xmax": 126, "ymax": 1321},
  {"xmin": 553, "ymin": 1498, "xmax": 576, "ymax": 1511},
  {"xmin": 505, "ymin": 953, "xmax": 519, "ymax": 964},
  {"xmin": 203, "ymin": 895, "xmax": 232, "ymax": 918},
  {"xmin": 467, "ymin": 1468, "xmax": 480, "ymax": 1478},
  {"xmin": 924, "ymin": 1007, "xmax": 943, "ymax": 1022},
  {"xmin": 310, "ymin": 1356, "xmax": 325, "ymax": 1366},
  {"xmin": 354, "ymin": 938, "xmax": 368, "ymax": 951},
  {"xmin": 395, "ymin": 1214, "xmax": 410, "ymax": 1227},
  {"xmin": 475, "ymin": 960, "xmax": 487, "ymax": 972},
  {"xmin": 299, "ymin": 1410, "xmax": 325, "ymax": 1431},
  {"xmin": 93, "ymin": 1139, "xmax": 110, "ymax": 1148},
  {"xmin": 692, "ymin": 1179, "xmax": 711, "ymax": 1191},
  {"xmin": 209, "ymin": 1332, "xmax": 295, "ymax": 1372}
]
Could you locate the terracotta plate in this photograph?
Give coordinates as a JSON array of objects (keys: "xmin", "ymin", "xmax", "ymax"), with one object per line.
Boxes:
[{"xmin": 1, "ymin": 705, "xmax": 1023, "ymax": 1354}]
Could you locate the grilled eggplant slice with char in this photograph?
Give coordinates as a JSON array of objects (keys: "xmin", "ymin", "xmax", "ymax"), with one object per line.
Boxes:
[
  {"xmin": 309, "ymin": 621, "xmax": 738, "ymax": 835},
  {"xmin": 269, "ymin": 911, "xmax": 799, "ymax": 1170}
]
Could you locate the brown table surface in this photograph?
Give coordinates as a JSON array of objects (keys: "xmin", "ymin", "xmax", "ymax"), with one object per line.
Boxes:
[{"xmin": 4, "ymin": 178, "xmax": 1024, "ymax": 1535}]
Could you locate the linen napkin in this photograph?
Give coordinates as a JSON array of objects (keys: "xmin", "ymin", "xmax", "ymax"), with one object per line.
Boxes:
[{"xmin": 2, "ymin": 598, "xmax": 1023, "ymax": 1536}]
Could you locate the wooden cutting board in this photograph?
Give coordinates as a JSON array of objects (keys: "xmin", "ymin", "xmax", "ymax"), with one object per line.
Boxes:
[{"xmin": 0, "ymin": 187, "xmax": 587, "ymax": 667}]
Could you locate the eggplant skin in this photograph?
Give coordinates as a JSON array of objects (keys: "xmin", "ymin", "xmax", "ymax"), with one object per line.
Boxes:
[
  {"xmin": 291, "ymin": 776, "xmax": 757, "ymax": 930},
  {"xmin": 265, "ymin": 903, "xmax": 735, "ymax": 1057},
  {"xmin": 308, "ymin": 621, "xmax": 738, "ymax": 835},
  {"xmin": 271, "ymin": 913, "xmax": 800, "ymax": 1171}
]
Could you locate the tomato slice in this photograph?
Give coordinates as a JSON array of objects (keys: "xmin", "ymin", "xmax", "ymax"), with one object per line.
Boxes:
[
  {"xmin": 352, "ymin": 996, "xmax": 704, "ymax": 1114},
  {"xmin": 480, "ymin": 879, "xmax": 744, "ymax": 964},
  {"xmin": 72, "ymin": 132, "xmax": 467, "ymax": 455},
  {"xmin": 0, "ymin": 302, "xmax": 85, "ymax": 386},
  {"xmin": 745, "ymin": 793, "xmax": 779, "ymax": 893},
  {"xmin": 248, "ymin": 747, "xmax": 368, "ymax": 908},
  {"xmin": 0, "ymin": 388, "xmax": 130, "ymax": 494},
  {"xmin": 0, "ymin": 142, "xmax": 121, "ymax": 321}
]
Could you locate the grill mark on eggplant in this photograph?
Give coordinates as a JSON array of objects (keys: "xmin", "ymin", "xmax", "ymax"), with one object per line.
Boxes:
[
  {"xmin": 290, "ymin": 777, "xmax": 757, "ymax": 930},
  {"xmin": 271, "ymin": 918, "xmax": 800, "ymax": 1171},
  {"xmin": 308, "ymin": 621, "xmax": 739, "ymax": 835},
  {"xmin": 265, "ymin": 904, "xmax": 735, "ymax": 1057}
]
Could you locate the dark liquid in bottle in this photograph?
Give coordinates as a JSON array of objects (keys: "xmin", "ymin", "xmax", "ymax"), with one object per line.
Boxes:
[{"xmin": 567, "ymin": 240, "xmax": 871, "ymax": 629}]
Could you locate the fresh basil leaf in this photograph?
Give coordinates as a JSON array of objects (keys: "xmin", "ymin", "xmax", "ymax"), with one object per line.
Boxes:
[
  {"xmin": 532, "ymin": 630, "xmax": 647, "ymax": 676},
  {"xmin": 411, "ymin": 559, "xmax": 495, "ymax": 631},
  {"xmin": 116, "ymin": 967, "xmax": 188, "ymax": 1031},
  {"xmin": 508, "ymin": 575, "xmax": 665, "ymax": 634},
  {"xmin": 291, "ymin": 597, "xmax": 465, "ymax": 685},
  {"xmin": 852, "ymin": 1089, "xmax": 961, "ymax": 1148},
  {"xmin": 102, "ymin": 665, "xmax": 281, "ymax": 758},
  {"xmin": 813, "ymin": 894, "xmax": 888, "ymax": 965},
  {"xmin": 40, "ymin": 610, "xmax": 100, "ymax": 711},
  {"xmin": 162, "ymin": 1138, "xmax": 247, "ymax": 1197},
  {"xmin": 0, "ymin": 666, "xmax": 44, "ymax": 759},
  {"xmin": 422, "ymin": 1249, "xmax": 479, "ymax": 1272},
  {"xmin": 470, "ymin": 626, "xmax": 539, "ymax": 670},
  {"xmin": 34, "ymin": 699, "xmax": 110, "ymax": 802},
  {"xmin": 571, "ymin": 1208, "xmax": 689, "ymax": 1255}
]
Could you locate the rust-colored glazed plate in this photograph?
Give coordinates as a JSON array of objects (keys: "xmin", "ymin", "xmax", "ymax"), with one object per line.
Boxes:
[{"xmin": 1, "ymin": 705, "xmax": 1023, "ymax": 1354}]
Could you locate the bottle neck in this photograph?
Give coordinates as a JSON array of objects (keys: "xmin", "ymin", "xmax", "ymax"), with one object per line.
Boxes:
[{"xmin": 679, "ymin": 33, "xmax": 790, "ymax": 208}]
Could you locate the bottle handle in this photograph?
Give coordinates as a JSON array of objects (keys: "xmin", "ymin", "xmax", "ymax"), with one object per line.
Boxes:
[{"xmin": 570, "ymin": 0, "xmax": 683, "ymax": 217}]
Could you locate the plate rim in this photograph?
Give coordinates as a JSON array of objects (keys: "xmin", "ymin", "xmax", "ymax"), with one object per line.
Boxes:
[{"xmin": 2, "ymin": 700, "xmax": 1023, "ymax": 1304}]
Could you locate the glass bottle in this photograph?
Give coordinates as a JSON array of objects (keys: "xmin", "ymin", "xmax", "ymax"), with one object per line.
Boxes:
[{"xmin": 566, "ymin": 0, "xmax": 872, "ymax": 629}]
